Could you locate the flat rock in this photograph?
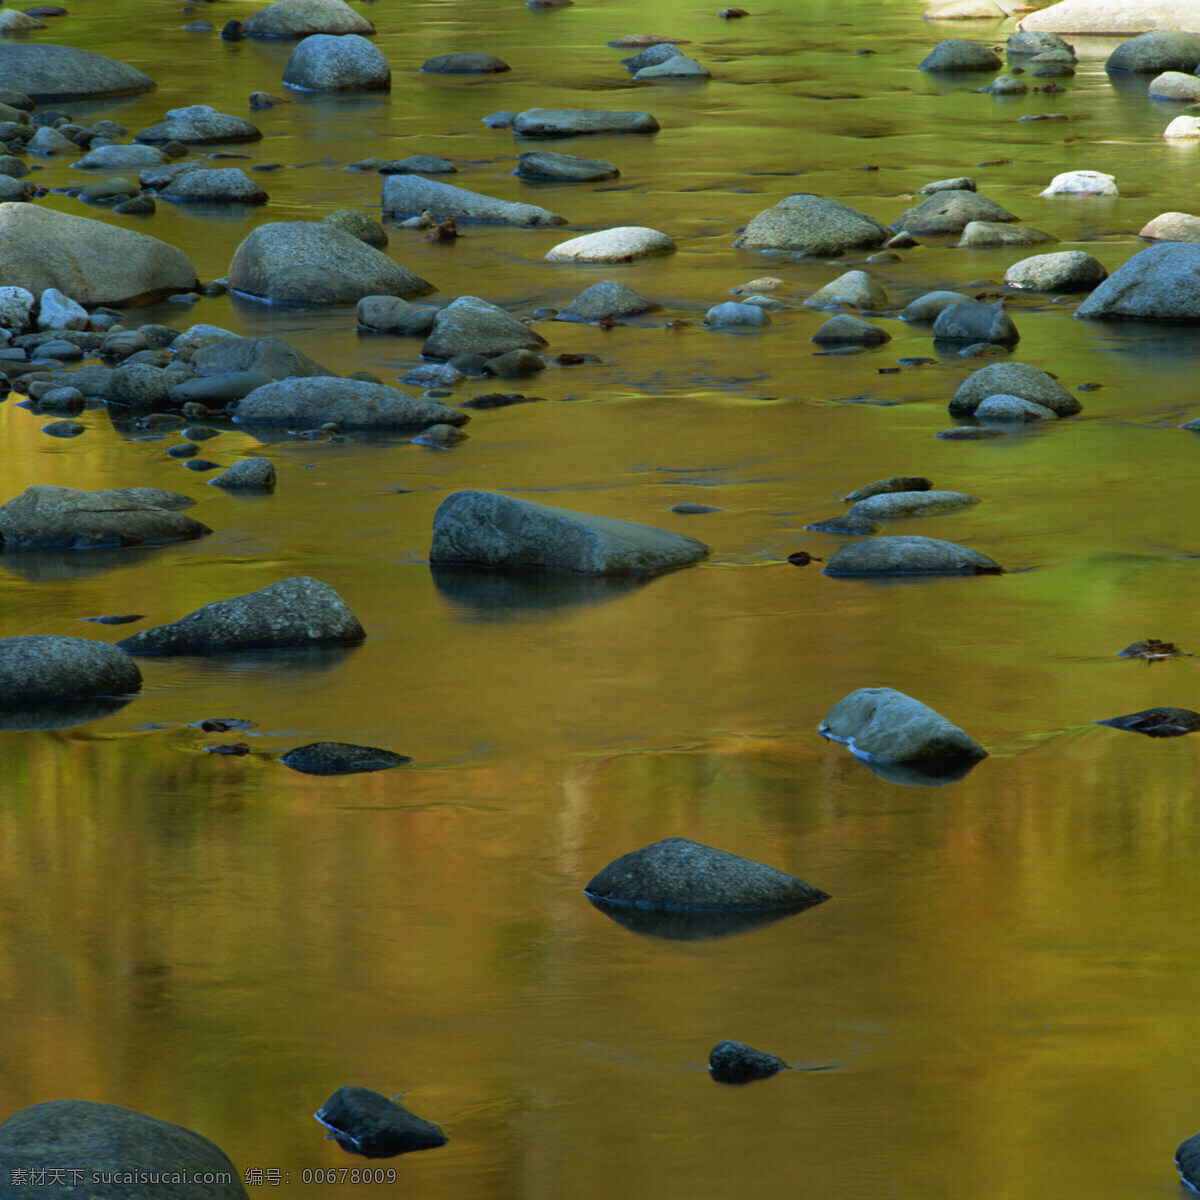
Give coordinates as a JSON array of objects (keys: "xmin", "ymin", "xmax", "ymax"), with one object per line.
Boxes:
[
  {"xmin": 0, "ymin": 1100, "xmax": 247, "ymax": 1198},
  {"xmin": 209, "ymin": 457, "xmax": 276, "ymax": 489},
  {"xmin": 733, "ymin": 193, "xmax": 890, "ymax": 255},
  {"xmin": 919, "ymin": 39, "xmax": 1003, "ymax": 70},
  {"xmin": 811, "ymin": 314, "xmax": 891, "ymax": 343},
  {"xmin": 381, "ymin": 175, "xmax": 564, "ymax": 226},
  {"xmin": 376, "ymin": 155, "xmax": 456, "ymax": 174},
  {"xmin": 844, "ymin": 476, "xmax": 932, "ymax": 502},
  {"xmin": 1004, "ymin": 250, "xmax": 1106, "ymax": 290},
  {"xmin": 1075, "ymin": 242, "xmax": 1200, "ymax": 320},
  {"xmin": 957, "ymin": 221, "xmax": 1055, "ymax": 247},
  {"xmin": 918, "ymin": 176, "xmax": 977, "ymax": 194},
  {"xmin": 0, "ymin": 636, "xmax": 141, "ymax": 702},
  {"xmin": 192, "ymin": 336, "xmax": 334, "ymax": 379},
  {"xmin": 1139, "ymin": 211, "xmax": 1200, "ymax": 240},
  {"xmin": 234, "ymin": 378, "xmax": 467, "ymax": 428},
  {"xmin": 228, "ymin": 222, "xmax": 433, "ymax": 305},
  {"xmin": 514, "ymin": 150, "xmax": 619, "ymax": 181},
  {"xmin": 512, "ymin": 107, "xmax": 660, "ymax": 136},
  {"xmin": 635, "ymin": 55, "xmax": 710, "ymax": 78},
  {"xmin": 950, "ymin": 361, "xmax": 1079, "ymax": 415},
  {"xmin": 0, "ymin": 484, "xmax": 208, "ymax": 547},
  {"xmin": 117, "ymin": 577, "xmax": 365, "ymax": 655},
  {"xmin": 72, "ymin": 144, "xmax": 167, "ymax": 169},
  {"xmin": 803, "ymin": 269, "xmax": 887, "ymax": 309},
  {"xmin": 279, "ymin": 741, "xmax": 412, "ymax": 774},
  {"xmin": 1018, "ymin": 0, "xmax": 1191, "ymax": 32},
  {"xmin": 1040, "ymin": 169, "xmax": 1117, "ymax": 195},
  {"xmin": 560, "ymin": 280, "xmax": 659, "ymax": 320},
  {"xmin": 0, "ymin": 205, "xmax": 195, "ymax": 305},
  {"xmin": 846, "ymin": 489, "xmax": 979, "ymax": 520},
  {"xmin": 0, "ymin": 44, "xmax": 155, "ymax": 102},
  {"xmin": 1106, "ymin": 28, "xmax": 1200, "ymax": 72},
  {"xmin": 135, "ymin": 105, "xmax": 262, "ymax": 144},
  {"xmin": 430, "ymin": 489, "xmax": 708, "ymax": 575},
  {"xmin": 1149, "ymin": 70, "xmax": 1200, "ymax": 100},
  {"xmin": 819, "ymin": 686, "xmax": 988, "ymax": 762},
  {"xmin": 893, "ymin": 190, "xmax": 1018, "ymax": 234},
  {"xmin": 932, "ymin": 302, "xmax": 1019, "ymax": 344},
  {"xmin": 823, "ymin": 535, "xmax": 1002, "ymax": 575},
  {"xmin": 314, "ymin": 1088, "xmax": 447, "ymax": 1158},
  {"xmin": 283, "ymin": 33, "xmax": 390, "ymax": 90},
  {"xmin": 421, "ymin": 52, "xmax": 509, "ymax": 72},
  {"xmin": 709, "ymin": 1040, "xmax": 790, "ymax": 1084},
  {"xmin": 161, "ymin": 168, "xmax": 269, "ymax": 204},
  {"xmin": 243, "ymin": 0, "xmax": 375, "ymax": 37},
  {"xmin": 546, "ymin": 226, "xmax": 674, "ymax": 262},
  {"xmin": 806, "ymin": 513, "xmax": 882, "ymax": 535},
  {"xmin": 585, "ymin": 837, "xmax": 829, "ymax": 912},
  {"xmin": 421, "ymin": 295, "xmax": 548, "ymax": 359}
]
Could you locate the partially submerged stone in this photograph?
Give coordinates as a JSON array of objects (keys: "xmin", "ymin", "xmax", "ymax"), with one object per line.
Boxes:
[
  {"xmin": 1004, "ymin": 250, "xmax": 1107, "ymax": 291},
  {"xmin": 892, "ymin": 190, "xmax": 1018, "ymax": 234},
  {"xmin": 844, "ymin": 476, "xmax": 933, "ymax": 502},
  {"xmin": 803, "ymin": 269, "xmax": 887, "ymax": 309},
  {"xmin": 900, "ymin": 291, "xmax": 974, "ymax": 322},
  {"xmin": 560, "ymin": 280, "xmax": 660, "ymax": 320},
  {"xmin": 1141, "ymin": 211, "xmax": 1200, "ymax": 240},
  {"xmin": 823, "ymin": 535, "xmax": 1002, "ymax": 575},
  {"xmin": 430, "ymin": 490, "xmax": 708, "ymax": 575},
  {"xmin": 820, "ymin": 687, "xmax": 987, "ymax": 763},
  {"xmin": 950, "ymin": 361, "xmax": 1081, "ymax": 416},
  {"xmin": 1039, "ymin": 169, "xmax": 1117, "ymax": 195},
  {"xmin": 811, "ymin": 314, "xmax": 891, "ymax": 344},
  {"xmin": 1105, "ymin": 28, "xmax": 1200, "ymax": 72},
  {"xmin": 209, "ymin": 458, "xmax": 277, "ymax": 489},
  {"xmin": 283, "ymin": 33, "xmax": 390, "ymax": 90},
  {"xmin": 382, "ymin": 175, "xmax": 564, "ymax": 226},
  {"xmin": 0, "ymin": 635, "xmax": 141, "ymax": 702},
  {"xmin": 584, "ymin": 837, "xmax": 829, "ymax": 911},
  {"xmin": 974, "ymin": 394, "xmax": 1058, "ymax": 421},
  {"xmin": 512, "ymin": 108, "xmax": 659, "ymax": 136},
  {"xmin": 932, "ymin": 302, "xmax": 1019, "ymax": 344},
  {"xmin": 709, "ymin": 1040, "xmax": 790, "ymax": 1084},
  {"xmin": 233, "ymin": 378, "xmax": 467, "ymax": 429},
  {"xmin": 135, "ymin": 105, "xmax": 262, "ymax": 144},
  {"xmin": 1149, "ymin": 71, "xmax": 1200, "ymax": 101},
  {"xmin": 0, "ymin": 44, "xmax": 155, "ymax": 102},
  {"xmin": 1075, "ymin": 242, "xmax": 1200, "ymax": 321},
  {"xmin": 315, "ymin": 1087, "xmax": 447, "ymax": 1158},
  {"xmin": 514, "ymin": 150, "xmax": 619, "ymax": 182},
  {"xmin": 421, "ymin": 296, "xmax": 548, "ymax": 359},
  {"xmin": 733, "ymin": 194, "xmax": 890, "ymax": 255},
  {"xmin": 116, "ymin": 577, "xmax": 365, "ymax": 654},
  {"xmin": 545, "ymin": 226, "xmax": 674, "ymax": 262},
  {"xmin": 919, "ymin": 39, "xmax": 1003, "ymax": 71},
  {"xmin": 279, "ymin": 742, "xmax": 412, "ymax": 775},
  {"xmin": 421, "ymin": 51, "xmax": 510, "ymax": 73},
  {"xmin": 846, "ymin": 489, "xmax": 979, "ymax": 520},
  {"xmin": 1096, "ymin": 707, "xmax": 1200, "ymax": 737},
  {"xmin": 957, "ymin": 221, "xmax": 1055, "ymax": 247},
  {"xmin": 243, "ymin": 0, "xmax": 375, "ymax": 36},
  {"xmin": 0, "ymin": 485, "xmax": 208, "ymax": 548}
]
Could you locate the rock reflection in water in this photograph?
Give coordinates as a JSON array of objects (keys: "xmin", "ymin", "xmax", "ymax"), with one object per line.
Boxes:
[
  {"xmin": 583, "ymin": 895, "xmax": 810, "ymax": 942},
  {"xmin": 0, "ymin": 695, "xmax": 135, "ymax": 732},
  {"xmin": 429, "ymin": 563, "xmax": 654, "ymax": 619}
]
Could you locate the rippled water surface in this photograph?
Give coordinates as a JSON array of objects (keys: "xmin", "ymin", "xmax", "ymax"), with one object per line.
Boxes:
[{"xmin": 6, "ymin": 0, "xmax": 1200, "ymax": 1196}]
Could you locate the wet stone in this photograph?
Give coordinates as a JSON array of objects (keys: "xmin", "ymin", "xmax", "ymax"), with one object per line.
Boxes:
[
  {"xmin": 279, "ymin": 741, "xmax": 412, "ymax": 775},
  {"xmin": 709, "ymin": 1040, "xmax": 790, "ymax": 1084},
  {"xmin": 1096, "ymin": 707, "xmax": 1200, "ymax": 737},
  {"xmin": 314, "ymin": 1087, "xmax": 447, "ymax": 1158}
]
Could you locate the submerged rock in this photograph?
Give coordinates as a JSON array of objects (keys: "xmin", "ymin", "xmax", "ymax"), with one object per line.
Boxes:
[
  {"xmin": 381, "ymin": 174, "xmax": 564, "ymax": 226},
  {"xmin": 279, "ymin": 742, "xmax": 412, "ymax": 774},
  {"xmin": 584, "ymin": 837, "xmax": 829, "ymax": 911},
  {"xmin": 430, "ymin": 490, "xmax": 708, "ymax": 575},
  {"xmin": 0, "ymin": 635, "xmax": 142, "ymax": 702},
  {"xmin": 823, "ymin": 535, "xmax": 1002, "ymax": 575},
  {"xmin": 709, "ymin": 1040, "xmax": 790, "ymax": 1084},
  {"xmin": 514, "ymin": 150, "xmax": 619, "ymax": 181},
  {"xmin": 116, "ymin": 577, "xmax": 365, "ymax": 654},
  {"xmin": 820, "ymin": 687, "xmax": 987, "ymax": 764},
  {"xmin": 314, "ymin": 1087, "xmax": 447, "ymax": 1158}
]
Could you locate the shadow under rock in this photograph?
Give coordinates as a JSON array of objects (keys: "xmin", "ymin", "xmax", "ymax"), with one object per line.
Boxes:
[
  {"xmin": 430, "ymin": 563, "xmax": 655, "ymax": 620},
  {"xmin": 583, "ymin": 895, "xmax": 821, "ymax": 942}
]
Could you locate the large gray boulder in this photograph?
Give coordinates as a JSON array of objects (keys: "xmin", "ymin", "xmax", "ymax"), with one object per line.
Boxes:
[
  {"xmin": 233, "ymin": 378, "xmax": 468, "ymax": 428},
  {"xmin": 430, "ymin": 490, "xmax": 709, "ymax": 575},
  {"xmin": 892, "ymin": 190, "xmax": 1017, "ymax": 234},
  {"xmin": 514, "ymin": 150, "xmax": 619, "ymax": 181},
  {"xmin": 1018, "ymin": 0, "xmax": 1191, "ymax": 33},
  {"xmin": 950, "ymin": 361, "xmax": 1081, "ymax": 415},
  {"xmin": 283, "ymin": 34, "xmax": 390, "ymax": 90},
  {"xmin": 0, "ymin": 1099, "xmax": 248, "ymax": 1198},
  {"xmin": 733, "ymin": 194, "xmax": 890, "ymax": 255},
  {"xmin": 919, "ymin": 39, "xmax": 1003, "ymax": 70},
  {"xmin": 932, "ymin": 301, "xmax": 1019, "ymax": 344},
  {"xmin": 227, "ymin": 222, "xmax": 433, "ymax": 305},
  {"xmin": 0, "ymin": 637, "xmax": 142, "ymax": 702},
  {"xmin": 824, "ymin": 535, "xmax": 1002, "ymax": 575},
  {"xmin": 192, "ymin": 335, "xmax": 335, "ymax": 379},
  {"xmin": 381, "ymin": 175, "xmax": 564, "ymax": 226},
  {"xmin": 0, "ymin": 485, "xmax": 208, "ymax": 548},
  {"xmin": 1105, "ymin": 29, "xmax": 1200, "ymax": 72},
  {"xmin": 512, "ymin": 108, "xmax": 660, "ymax": 136},
  {"xmin": 0, "ymin": 44, "xmax": 155, "ymax": 102},
  {"xmin": 117, "ymin": 577, "xmax": 365, "ymax": 655},
  {"xmin": 584, "ymin": 837, "xmax": 829, "ymax": 911},
  {"xmin": 0, "ymin": 203, "xmax": 197, "ymax": 305},
  {"xmin": 135, "ymin": 106, "xmax": 262, "ymax": 144},
  {"xmin": 243, "ymin": 0, "xmax": 375, "ymax": 36},
  {"xmin": 421, "ymin": 295, "xmax": 547, "ymax": 359},
  {"xmin": 1075, "ymin": 242, "xmax": 1200, "ymax": 320},
  {"xmin": 161, "ymin": 168, "xmax": 269, "ymax": 205},
  {"xmin": 1004, "ymin": 250, "xmax": 1107, "ymax": 291},
  {"xmin": 819, "ymin": 687, "xmax": 987, "ymax": 763}
]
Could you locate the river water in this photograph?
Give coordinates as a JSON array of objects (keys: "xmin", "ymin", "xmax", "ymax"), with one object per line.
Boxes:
[{"xmin": 4, "ymin": 0, "xmax": 1200, "ymax": 1196}]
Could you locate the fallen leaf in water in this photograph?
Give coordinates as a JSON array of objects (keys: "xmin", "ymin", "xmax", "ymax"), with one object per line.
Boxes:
[
  {"xmin": 206, "ymin": 742, "xmax": 252, "ymax": 755},
  {"xmin": 424, "ymin": 217, "xmax": 458, "ymax": 242},
  {"xmin": 786, "ymin": 551, "xmax": 823, "ymax": 566},
  {"xmin": 197, "ymin": 718, "xmax": 257, "ymax": 732}
]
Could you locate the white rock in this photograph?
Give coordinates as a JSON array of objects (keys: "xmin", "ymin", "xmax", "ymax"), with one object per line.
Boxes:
[
  {"xmin": 545, "ymin": 226, "xmax": 675, "ymax": 263},
  {"xmin": 1164, "ymin": 115, "xmax": 1200, "ymax": 138},
  {"xmin": 37, "ymin": 288, "xmax": 88, "ymax": 331},
  {"xmin": 1140, "ymin": 211, "xmax": 1200, "ymax": 240},
  {"xmin": 1019, "ymin": 0, "xmax": 1200, "ymax": 35},
  {"xmin": 0, "ymin": 286, "xmax": 34, "ymax": 332},
  {"xmin": 1149, "ymin": 71, "xmax": 1200, "ymax": 100},
  {"xmin": 1039, "ymin": 170, "xmax": 1118, "ymax": 196}
]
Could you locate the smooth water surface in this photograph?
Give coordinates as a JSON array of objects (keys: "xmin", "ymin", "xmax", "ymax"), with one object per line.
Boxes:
[{"xmin": 5, "ymin": 1, "xmax": 1200, "ymax": 1196}]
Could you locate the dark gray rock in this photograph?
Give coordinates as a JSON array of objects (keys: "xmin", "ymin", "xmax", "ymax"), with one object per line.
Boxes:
[
  {"xmin": 233, "ymin": 378, "xmax": 467, "ymax": 429},
  {"xmin": 560, "ymin": 280, "xmax": 659, "ymax": 320},
  {"xmin": 381, "ymin": 175, "xmax": 564, "ymax": 226},
  {"xmin": 0, "ymin": 1099, "xmax": 248, "ymax": 1198},
  {"xmin": 919, "ymin": 39, "xmax": 1003, "ymax": 71},
  {"xmin": 161, "ymin": 168, "xmax": 269, "ymax": 205},
  {"xmin": 733, "ymin": 193, "xmax": 890, "ymax": 255},
  {"xmin": 709, "ymin": 1040, "xmax": 790, "ymax": 1084},
  {"xmin": 135, "ymin": 105, "xmax": 261, "ymax": 144},
  {"xmin": 621, "ymin": 43, "xmax": 683, "ymax": 70},
  {"xmin": 421, "ymin": 295, "xmax": 548, "ymax": 360},
  {"xmin": 515, "ymin": 150, "xmax": 619, "ymax": 181},
  {"xmin": 41, "ymin": 418, "xmax": 85, "ymax": 437},
  {"xmin": 193, "ymin": 336, "xmax": 334, "ymax": 380},
  {"xmin": 107, "ymin": 361, "xmax": 175, "ymax": 408},
  {"xmin": 823, "ymin": 535, "xmax": 1002, "ymax": 575},
  {"xmin": 169, "ymin": 371, "xmax": 275, "ymax": 405},
  {"xmin": 0, "ymin": 636, "xmax": 142, "ymax": 702},
  {"xmin": 0, "ymin": 44, "xmax": 155, "ymax": 103},
  {"xmin": 322, "ymin": 208, "xmax": 388, "ymax": 246},
  {"xmin": 811, "ymin": 314, "xmax": 890, "ymax": 344},
  {"xmin": 483, "ymin": 348, "xmax": 544, "ymax": 375},
  {"xmin": 376, "ymin": 155, "xmax": 456, "ymax": 174},
  {"xmin": 512, "ymin": 107, "xmax": 659, "ymax": 136},
  {"xmin": 1105, "ymin": 29, "xmax": 1200, "ymax": 72},
  {"xmin": 670, "ymin": 503, "xmax": 721, "ymax": 514},
  {"xmin": 1075, "ymin": 242, "xmax": 1200, "ymax": 321},
  {"xmin": 243, "ymin": 0, "xmax": 375, "ymax": 37},
  {"xmin": 584, "ymin": 837, "xmax": 829, "ymax": 911},
  {"xmin": 420, "ymin": 52, "xmax": 509, "ymax": 72},
  {"xmin": 1096, "ymin": 707, "xmax": 1200, "ymax": 737},
  {"xmin": 282, "ymin": 34, "xmax": 390, "ymax": 90},
  {"xmin": 899, "ymin": 291, "xmax": 975, "ymax": 322},
  {"xmin": 0, "ymin": 484, "xmax": 208, "ymax": 547},
  {"xmin": 819, "ymin": 686, "xmax": 987, "ymax": 763},
  {"xmin": 844, "ymin": 476, "xmax": 932, "ymax": 502},
  {"xmin": 430, "ymin": 490, "xmax": 708, "ymax": 575},
  {"xmin": 208, "ymin": 457, "xmax": 276, "ymax": 489},
  {"xmin": 892, "ymin": 190, "xmax": 1017, "ymax": 234},
  {"xmin": 949, "ymin": 361, "xmax": 1081, "ymax": 416},
  {"xmin": 117, "ymin": 576, "xmax": 365, "ymax": 654},
  {"xmin": 279, "ymin": 741, "xmax": 412, "ymax": 774},
  {"xmin": 227, "ymin": 222, "xmax": 433, "ymax": 305},
  {"xmin": 314, "ymin": 1087, "xmax": 447, "ymax": 1158},
  {"xmin": 846, "ymin": 490, "xmax": 979, "ymax": 520},
  {"xmin": 932, "ymin": 302, "xmax": 1019, "ymax": 344}
]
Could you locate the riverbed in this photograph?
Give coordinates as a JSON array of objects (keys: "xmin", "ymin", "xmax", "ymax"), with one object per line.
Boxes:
[{"xmin": 4, "ymin": 0, "xmax": 1200, "ymax": 1196}]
